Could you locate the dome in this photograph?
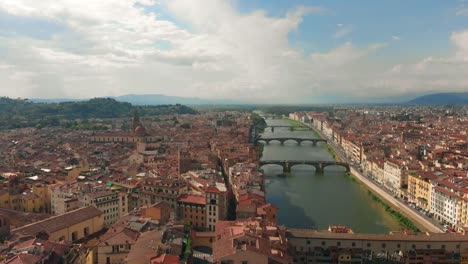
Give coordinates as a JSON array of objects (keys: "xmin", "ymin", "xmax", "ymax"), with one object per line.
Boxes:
[{"xmin": 134, "ymin": 125, "xmax": 147, "ymax": 135}]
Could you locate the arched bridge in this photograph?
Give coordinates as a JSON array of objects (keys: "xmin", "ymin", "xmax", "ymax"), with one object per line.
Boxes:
[
  {"xmin": 259, "ymin": 160, "xmax": 350, "ymax": 173},
  {"xmin": 261, "ymin": 115, "xmax": 282, "ymax": 119},
  {"xmin": 265, "ymin": 125, "xmax": 312, "ymax": 132},
  {"xmin": 255, "ymin": 137, "xmax": 327, "ymax": 146}
]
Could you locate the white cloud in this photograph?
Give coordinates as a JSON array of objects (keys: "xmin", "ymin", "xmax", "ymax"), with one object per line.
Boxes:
[
  {"xmin": 392, "ymin": 35, "xmax": 400, "ymax": 40},
  {"xmin": 0, "ymin": 0, "xmax": 466, "ymax": 102},
  {"xmin": 334, "ymin": 24, "xmax": 353, "ymax": 38}
]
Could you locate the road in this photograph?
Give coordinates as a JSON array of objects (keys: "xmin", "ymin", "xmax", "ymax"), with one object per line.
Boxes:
[{"xmin": 300, "ymin": 120, "xmax": 444, "ymax": 233}]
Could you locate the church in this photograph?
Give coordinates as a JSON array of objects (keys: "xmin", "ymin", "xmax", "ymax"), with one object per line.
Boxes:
[{"xmin": 90, "ymin": 109, "xmax": 159, "ymax": 143}]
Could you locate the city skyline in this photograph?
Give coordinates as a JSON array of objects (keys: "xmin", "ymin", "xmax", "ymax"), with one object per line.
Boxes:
[{"xmin": 0, "ymin": 0, "xmax": 467, "ymax": 103}]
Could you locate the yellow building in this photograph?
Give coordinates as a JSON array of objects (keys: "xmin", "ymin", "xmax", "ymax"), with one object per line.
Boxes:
[
  {"xmin": 12, "ymin": 206, "xmax": 104, "ymax": 242},
  {"xmin": 408, "ymin": 173, "xmax": 434, "ymax": 211}
]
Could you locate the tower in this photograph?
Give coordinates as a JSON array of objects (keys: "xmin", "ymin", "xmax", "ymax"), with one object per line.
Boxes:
[{"xmin": 133, "ymin": 109, "xmax": 141, "ymax": 130}]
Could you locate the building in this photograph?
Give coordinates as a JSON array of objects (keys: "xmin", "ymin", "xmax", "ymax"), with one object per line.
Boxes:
[
  {"xmin": 177, "ymin": 194, "xmax": 206, "ymax": 230},
  {"xmin": 383, "ymin": 161, "xmax": 407, "ymax": 197},
  {"xmin": 96, "ymin": 226, "xmax": 140, "ymax": 264},
  {"xmin": 408, "ymin": 173, "xmax": 434, "ymax": 211},
  {"xmin": 12, "ymin": 206, "xmax": 104, "ymax": 242},
  {"xmin": 205, "ymin": 184, "xmax": 228, "ymax": 231},
  {"xmin": 138, "ymin": 176, "xmax": 187, "ymax": 209},
  {"xmin": 80, "ymin": 190, "xmax": 128, "ymax": 227},
  {"xmin": 140, "ymin": 202, "xmax": 172, "ymax": 225},
  {"xmin": 287, "ymin": 228, "xmax": 468, "ymax": 264},
  {"xmin": 212, "ymin": 219, "xmax": 291, "ymax": 264},
  {"xmin": 431, "ymin": 180, "xmax": 464, "ymax": 227}
]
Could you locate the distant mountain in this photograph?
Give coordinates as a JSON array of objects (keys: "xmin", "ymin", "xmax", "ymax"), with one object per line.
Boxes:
[
  {"xmin": 408, "ymin": 92, "xmax": 468, "ymax": 105},
  {"xmin": 113, "ymin": 94, "xmax": 242, "ymax": 105},
  {"xmin": 30, "ymin": 98, "xmax": 86, "ymax": 103},
  {"xmin": 31, "ymin": 94, "xmax": 243, "ymax": 105}
]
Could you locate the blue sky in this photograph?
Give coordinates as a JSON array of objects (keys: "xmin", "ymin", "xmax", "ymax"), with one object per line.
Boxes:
[{"xmin": 0, "ymin": 0, "xmax": 467, "ymax": 103}]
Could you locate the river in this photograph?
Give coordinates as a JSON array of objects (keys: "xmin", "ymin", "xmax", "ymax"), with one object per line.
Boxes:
[{"xmin": 261, "ymin": 119, "xmax": 401, "ymax": 234}]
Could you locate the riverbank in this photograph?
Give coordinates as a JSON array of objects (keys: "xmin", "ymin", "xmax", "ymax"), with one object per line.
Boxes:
[
  {"xmin": 302, "ymin": 121, "xmax": 442, "ymax": 233},
  {"xmin": 285, "ymin": 118, "xmax": 311, "ymax": 131}
]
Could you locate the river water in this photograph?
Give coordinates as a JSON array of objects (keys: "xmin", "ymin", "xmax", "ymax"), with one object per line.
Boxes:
[{"xmin": 262, "ymin": 119, "xmax": 401, "ymax": 234}]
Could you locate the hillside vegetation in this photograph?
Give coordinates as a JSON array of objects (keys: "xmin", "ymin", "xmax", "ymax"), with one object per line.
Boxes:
[{"xmin": 0, "ymin": 97, "xmax": 197, "ymax": 130}]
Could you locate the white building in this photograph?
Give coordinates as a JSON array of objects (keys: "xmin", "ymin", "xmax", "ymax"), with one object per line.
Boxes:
[
  {"xmin": 383, "ymin": 161, "xmax": 404, "ymax": 196},
  {"xmin": 430, "ymin": 181, "xmax": 462, "ymax": 227}
]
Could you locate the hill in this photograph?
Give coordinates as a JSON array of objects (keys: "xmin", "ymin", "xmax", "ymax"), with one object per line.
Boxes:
[
  {"xmin": 31, "ymin": 94, "xmax": 243, "ymax": 105},
  {"xmin": 408, "ymin": 92, "xmax": 468, "ymax": 105},
  {"xmin": 0, "ymin": 97, "xmax": 197, "ymax": 130}
]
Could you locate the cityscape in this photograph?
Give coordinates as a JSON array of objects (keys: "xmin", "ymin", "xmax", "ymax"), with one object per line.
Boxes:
[{"xmin": 0, "ymin": 1, "xmax": 467, "ymax": 264}]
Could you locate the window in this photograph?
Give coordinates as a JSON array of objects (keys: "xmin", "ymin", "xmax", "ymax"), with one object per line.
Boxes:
[
  {"xmin": 321, "ymin": 241, "xmax": 326, "ymax": 246},
  {"xmin": 367, "ymin": 243, "xmax": 371, "ymax": 247},
  {"xmin": 84, "ymin": 227, "xmax": 89, "ymax": 236},
  {"xmin": 352, "ymin": 242, "xmax": 355, "ymax": 247},
  {"xmin": 337, "ymin": 242, "xmax": 341, "ymax": 246},
  {"xmin": 71, "ymin": 231, "xmax": 78, "ymax": 241}
]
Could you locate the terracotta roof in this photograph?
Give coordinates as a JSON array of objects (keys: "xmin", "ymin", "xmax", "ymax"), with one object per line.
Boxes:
[
  {"xmin": 151, "ymin": 254, "xmax": 180, "ymax": 264},
  {"xmin": 13, "ymin": 206, "xmax": 102, "ymax": 237},
  {"xmin": 177, "ymin": 194, "xmax": 206, "ymax": 205},
  {"xmin": 98, "ymin": 226, "xmax": 140, "ymax": 246},
  {"xmin": 1, "ymin": 253, "xmax": 41, "ymax": 264},
  {"xmin": 127, "ymin": 229, "xmax": 162, "ymax": 263}
]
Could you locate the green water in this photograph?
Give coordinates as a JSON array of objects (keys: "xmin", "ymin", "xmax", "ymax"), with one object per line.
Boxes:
[{"xmin": 262, "ymin": 119, "xmax": 401, "ymax": 234}]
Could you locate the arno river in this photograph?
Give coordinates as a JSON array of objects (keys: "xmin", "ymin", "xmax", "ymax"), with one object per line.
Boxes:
[{"xmin": 261, "ymin": 119, "xmax": 401, "ymax": 234}]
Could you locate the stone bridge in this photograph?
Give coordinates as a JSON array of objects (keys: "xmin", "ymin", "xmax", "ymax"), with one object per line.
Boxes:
[
  {"xmin": 255, "ymin": 137, "xmax": 327, "ymax": 146},
  {"xmin": 264, "ymin": 125, "xmax": 312, "ymax": 132},
  {"xmin": 259, "ymin": 160, "xmax": 350, "ymax": 173}
]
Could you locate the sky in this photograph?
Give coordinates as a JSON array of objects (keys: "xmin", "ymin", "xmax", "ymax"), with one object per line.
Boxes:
[{"xmin": 0, "ymin": 0, "xmax": 467, "ymax": 103}]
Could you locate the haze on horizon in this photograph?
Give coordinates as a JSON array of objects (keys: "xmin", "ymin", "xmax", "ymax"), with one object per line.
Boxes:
[{"xmin": 0, "ymin": 0, "xmax": 467, "ymax": 103}]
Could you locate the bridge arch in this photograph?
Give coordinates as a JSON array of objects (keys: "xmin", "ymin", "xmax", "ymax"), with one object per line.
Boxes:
[
  {"xmin": 259, "ymin": 160, "xmax": 350, "ymax": 174},
  {"xmin": 322, "ymin": 163, "xmax": 350, "ymax": 172}
]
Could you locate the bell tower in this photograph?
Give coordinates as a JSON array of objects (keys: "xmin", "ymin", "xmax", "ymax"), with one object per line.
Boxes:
[{"xmin": 133, "ymin": 109, "xmax": 141, "ymax": 130}]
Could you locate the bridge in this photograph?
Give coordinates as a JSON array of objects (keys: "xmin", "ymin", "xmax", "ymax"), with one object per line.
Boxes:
[
  {"xmin": 265, "ymin": 125, "xmax": 312, "ymax": 132},
  {"xmin": 261, "ymin": 115, "xmax": 282, "ymax": 119},
  {"xmin": 255, "ymin": 137, "xmax": 327, "ymax": 146},
  {"xmin": 259, "ymin": 160, "xmax": 350, "ymax": 173}
]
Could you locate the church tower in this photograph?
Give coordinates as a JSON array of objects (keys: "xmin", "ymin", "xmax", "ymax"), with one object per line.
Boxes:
[
  {"xmin": 132, "ymin": 108, "xmax": 148, "ymax": 136},
  {"xmin": 133, "ymin": 109, "xmax": 141, "ymax": 130}
]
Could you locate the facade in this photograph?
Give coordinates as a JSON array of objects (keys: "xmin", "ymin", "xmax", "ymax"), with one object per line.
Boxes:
[
  {"xmin": 50, "ymin": 183, "xmax": 79, "ymax": 215},
  {"xmin": 206, "ymin": 185, "xmax": 228, "ymax": 231},
  {"xmin": 140, "ymin": 202, "xmax": 172, "ymax": 225},
  {"xmin": 177, "ymin": 194, "xmax": 206, "ymax": 230},
  {"xmin": 383, "ymin": 161, "xmax": 404, "ymax": 196},
  {"xmin": 12, "ymin": 206, "xmax": 104, "ymax": 242},
  {"xmin": 408, "ymin": 173, "xmax": 433, "ymax": 211},
  {"xmin": 431, "ymin": 183, "xmax": 462, "ymax": 227},
  {"xmin": 81, "ymin": 190, "xmax": 128, "ymax": 227},
  {"xmin": 138, "ymin": 176, "xmax": 187, "ymax": 209},
  {"xmin": 287, "ymin": 229, "xmax": 468, "ymax": 264}
]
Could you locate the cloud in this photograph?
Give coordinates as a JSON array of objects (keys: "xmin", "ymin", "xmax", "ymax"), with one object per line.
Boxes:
[
  {"xmin": 456, "ymin": 8, "xmax": 468, "ymax": 16},
  {"xmin": 392, "ymin": 35, "xmax": 400, "ymax": 40},
  {"xmin": 0, "ymin": 0, "xmax": 466, "ymax": 102},
  {"xmin": 334, "ymin": 24, "xmax": 353, "ymax": 38}
]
